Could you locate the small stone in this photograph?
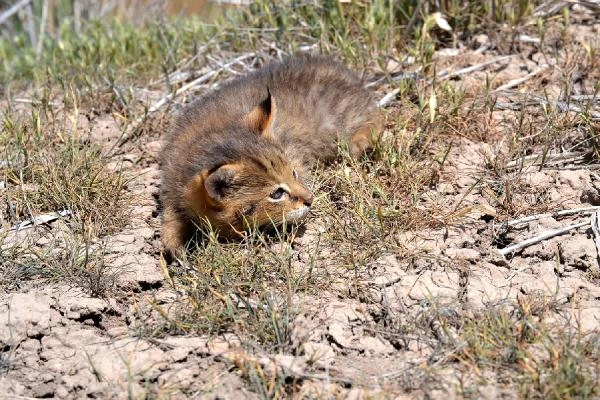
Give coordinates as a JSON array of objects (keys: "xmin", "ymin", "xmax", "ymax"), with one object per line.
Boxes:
[
  {"xmin": 168, "ymin": 346, "xmax": 190, "ymax": 362},
  {"xmin": 153, "ymin": 290, "xmax": 180, "ymax": 304},
  {"xmin": 107, "ymin": 326, "xmax": 129, "ymax": 337},
  {"xmin": 473, "ymin": 34, "xmax": 489, "ymax": 47},
  {"xmin": 531, "ymin": 52, "xmax": 546, "ymax": 64},
  {"xmin": 357, "ymin": 336, "xmax": 395, "ymax": 355},
  {"xmin": 0, "ymin": 292, "xmax": 53, "ymax": 343},
  {"xmin": 327, "ymin": 323, "xmax": 353, "ymax": 348},
  {"xmin": 577, "ymin": 307, "xmax": 600, "ymax": 332},
  {"xmin": 560, "ymin": 237, "xmax": 596, "ymax": 271},
  {"xmin": 114, "ymin": 253, "xmax": 163, "ymax": 287},
  {"xmin": 163, "ymin": 336, "xmax": 210, "ymax": 353},
  {"xmin": 112, "ymin": 232, "xmax": 137, "ymax": 244},
  {"xmin": 121, "ymin": 153, "xmax": 138, "ymax": 163},
  {"xmin": 137, "ymin": 226, "xmax": 156, "ymax": 240},
  {"xmin": 207, "ymin": 338, "xmax": 232, "ymax": 355},
  {"xmin": 158, "ymin": 367, "xmax": 196, "ymax": 387},
  {"xmin": 488, "ymin": 251, "xmax": 509, "ymax": 267},
  {"xmin": 301, "ymin": 342, "xmax": 335, "ymax": 367},
  {"xmin": 581, "ymin": 188, "xmax": 600, "ymax": 206},
  {"xmin": 385, "ymin": 59, "xmax": 402, "ymax": 73},
  {"xmin": 436, "ymin": 48, "xmax": 460, "ymax": 57},
  {"xmin": 55, "ymin": 385, "xmax": 70, "ymax": 398},
  {"xmin": 20, "ymin": 339, "xmax": 42, "ymax": 352},
  {"xmin": 31, "ymin": 383, "xmax": 54, "ymax": 398},
  {"xmin": 274, "ymin": 354, "xmax": 307, "ymax": 375},
  {"xmin": 557, "ymin": 169, "xmax": 590, "ymax": 190},
  {"xmin": 445, "ymin": 247, "xmax": 480, "ymax": 260},
  {"xmin": 437, "ymin": 182, "xmax": 456, "ymax": 194}
]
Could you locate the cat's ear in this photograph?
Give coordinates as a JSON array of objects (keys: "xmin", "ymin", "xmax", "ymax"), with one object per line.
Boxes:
[
  {"xmin": 244, "ymin": 90, "xmax": 276, "ymax": 138},
  {"xmin": 183, "ymin": 165, "xmax": 239, "ymax": 215},
  {"xmin": 203, "ymin": 164, "xmax": 239, "ymax": 201}
]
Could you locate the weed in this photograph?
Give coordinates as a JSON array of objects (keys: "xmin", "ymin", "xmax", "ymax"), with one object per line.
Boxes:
[
  {"xmin": 167, "ymin": 227, "xmax": 304, "ymax": 351},
  {"xmin": 41, "ymin": 231, "xmax": 117, "ymax": 298},
  {"xmin": 1, "ymin": 106, "xmax": 131, "ymax": 235}
]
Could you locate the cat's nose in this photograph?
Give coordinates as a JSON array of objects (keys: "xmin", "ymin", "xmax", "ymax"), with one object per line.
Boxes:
[{"xmin": 303, "ymin": 194, "xmax": 313, "ymax": 207}]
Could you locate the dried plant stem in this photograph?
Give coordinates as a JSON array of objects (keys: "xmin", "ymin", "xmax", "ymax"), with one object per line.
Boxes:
[
  {"xmin": 493, "ymin": 64, "xmax": 549, "ymax": 92},
  {"xmin": 378, "ymin": 56, "xmax": 511, "ymax": 108},
  {"xmin": 0, "ymin": 0, "xmax": 31, "ymax": 25},
  {"xmin": 436, "ymin": 56, "xmax": 512, "ymax": 82},
  {"xmin": 110, "ymin": 52, "xmax": 257, "ymax": 152},
  {"xmin": 147, "ymin": 52, "xmax": 256, "ymax": 114},
  {"xmin": 504, "ymin": 206, "xmax": 600, "ymax": 226},
  {"xmin": 504, "ymin": 151, "xmax": 585, "ymax": 169},
  {"xmin": 495, "ymin": 91, "xmax": 600, "ymax": 120},
  {"xmin": 35, "ymin": 0, "xmax": 49, "ymax": 59},
  {"xmin": 506, "ymin": 265, "xmax": 534, "ymax": 281},
  {"xmin": 590, "ymin": 209, "xmax": 600, "ymax": 261},
  {"xmin": 8, "ymin": 209, "xmax": 71, "ymax": 232},
  {"xmin": 402, "ymin": 0, "xmax": 425, "ymax": 44},
  {"xmin": 499, "ymin": 221, "xmax": 588, "ymax": 257}
]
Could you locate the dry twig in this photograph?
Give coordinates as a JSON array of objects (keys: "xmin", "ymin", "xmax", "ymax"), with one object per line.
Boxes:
[
  {"xmin": 110, "ymin": 52, "xmax": 257, "ymax": 152},
  {"xmin": 8, "ymin": 209, "xmax": 71, "ymax": 232},
  {"xmin": 436, "ymin": 56, "xmax": 512, "ymax": 82},
  {"xmin": 504, "ymin": 151, "xmax": 586, "ymax": 170},
  {"xmin": 495, "ymin": 91, "xmax": 600, "ymax": 120},
  {"xmin": 0, "ymin": 0, "xmax": 32, "ymax": 25},
  {"xmin": 504, "ymin": 206, "xmax": 600, "ymax": 227},
  {"xmin": 378, "ymin": 56, "xmax": 511, "ymax": 108},
  {"xmin": 147, "ymin": 52, "xmax": 256, "ymax": 114},
  {"xmin": 499, "ymin": 221, "xmax": 588, "ymax": 257},
  {"xmin": 590, "ymin": 208, "xmax": 600, "ymax": 262},
  {"xmin": 493, "ymin": 64, "xmax": 549, "ymax": 93}
]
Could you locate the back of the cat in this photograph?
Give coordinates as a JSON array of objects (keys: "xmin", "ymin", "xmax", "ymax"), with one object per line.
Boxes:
[{"xmin": 255, "ymin": 55, "xmax": 381, "ymax": 166}]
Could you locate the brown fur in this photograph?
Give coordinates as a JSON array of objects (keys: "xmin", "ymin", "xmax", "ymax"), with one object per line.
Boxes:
[{"xmin": 160, "ymin": 54, "xmax": 381, "ymax": 254}]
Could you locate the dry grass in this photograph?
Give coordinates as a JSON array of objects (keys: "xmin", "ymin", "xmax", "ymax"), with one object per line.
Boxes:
[
  {"xmin": 450, "ymin": 296, "xmax": 600, "ymax": 399},
  {"xmin": 165, "ymin": 229, "xmax": 303, "ymax": 348},
  {"xmin": 0, "ymin": 97, "xmax": 131, "ymax": 296}
]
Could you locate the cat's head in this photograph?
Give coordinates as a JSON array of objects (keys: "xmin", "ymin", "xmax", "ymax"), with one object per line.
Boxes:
[{"xmin": 184, "ymin": 92, "xmax": 314, "ymax": 236}]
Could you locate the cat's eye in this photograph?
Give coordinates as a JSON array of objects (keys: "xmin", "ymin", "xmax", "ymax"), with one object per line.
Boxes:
[{"xmin": 270, "ymin": 187, "xmax": 287, "ymax": 200}]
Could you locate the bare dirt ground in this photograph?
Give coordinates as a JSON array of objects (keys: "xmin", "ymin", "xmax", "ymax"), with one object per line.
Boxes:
[{"xmin": 1, "ymin": 4, "xmax": 600, "ymax": 400}]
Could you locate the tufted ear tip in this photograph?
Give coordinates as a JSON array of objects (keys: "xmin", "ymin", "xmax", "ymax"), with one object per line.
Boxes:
[{"xmin": 244, "ymin": 90, "xmax": 277, "ymax": 137}]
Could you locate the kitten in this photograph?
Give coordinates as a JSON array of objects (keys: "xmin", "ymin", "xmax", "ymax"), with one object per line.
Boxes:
[{"xmin": 160, "ymin": 54, "xmax": 381, "ymax": 254}]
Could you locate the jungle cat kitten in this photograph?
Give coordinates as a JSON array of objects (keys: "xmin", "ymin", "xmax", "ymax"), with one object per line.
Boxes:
[{"xmin": 160, "ymin": 54, "xmax": 381, "ymax": 254}]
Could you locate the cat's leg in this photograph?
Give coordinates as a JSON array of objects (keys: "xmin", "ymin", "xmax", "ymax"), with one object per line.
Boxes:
[
  {"xmin": 350, "ymin": 114, "xmax": 382, "ymax": 156},
  {"xmin": 161, "ymin": 204, "xmax": 190, "ymax": 257}
]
